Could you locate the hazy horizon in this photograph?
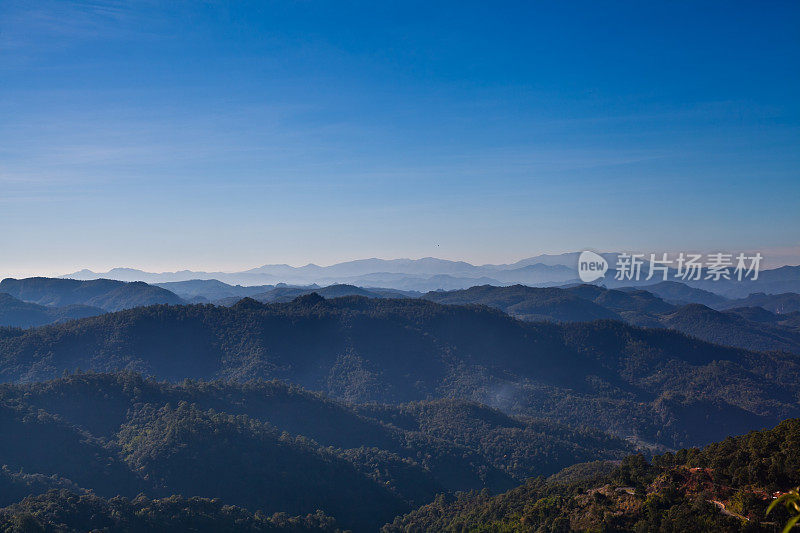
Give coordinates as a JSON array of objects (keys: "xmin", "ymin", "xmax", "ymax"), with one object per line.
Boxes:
[{"xmin": 3, "ymin": 246, "xmax": 799, "ymax": 281}]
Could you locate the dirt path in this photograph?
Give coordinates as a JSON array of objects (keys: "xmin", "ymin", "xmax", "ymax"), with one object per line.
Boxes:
[{"xmin": 709, "ymin": 500, "xmax": 748, "ymax": 521}]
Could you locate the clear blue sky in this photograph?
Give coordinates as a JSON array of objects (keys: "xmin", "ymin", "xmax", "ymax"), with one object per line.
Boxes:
[{"xmin": 2, "ymin": 1, "xmax": 799, "ymax": 276}]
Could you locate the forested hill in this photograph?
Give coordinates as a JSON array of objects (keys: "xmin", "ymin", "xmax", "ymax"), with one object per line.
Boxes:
[
  {"xmin": 0, "ymin": 492, "xmax": 340, "ymax": 532},
  {"xmin": 0, "ymin": 293, "xmax": 103, "ymax": 328},
  {"xmin": 385, "ymin": 418, "xmax": 800, "ymax": 532},
  {"xmin": 422, "ymin": 284, "xmax": 800, "ymax": 354},
  {"xmin": 0, "ymin": 277, "xmax": 184, "ymax": 312},
  {"xmin": 1, "ymin": 295, "xmax": 798, "ymax": 447},
  {"xmin": 2, "ymin": 375, "xmax": 796, "ymax": 533},
  {"xmin": 0, "ymin": 372, "xmax": 631, "ymax": 531}
]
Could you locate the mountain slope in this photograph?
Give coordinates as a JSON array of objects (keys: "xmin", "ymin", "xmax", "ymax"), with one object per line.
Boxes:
[
  {"xmin": 250, "ymin": 284, "xmax": 412, "ymax": 304},
  {"xmin": 718, "ymin": 292, "xmax": 800, "ymax": 314},
  {"xmin": 0, "ymin": 373, "xmax": 633, "ymax": 531},
  {"xmin": 619, "ymin": 280, "xmax": 729, "ymax": 307},
  {"xmin": 0, "ymin": 278, "xmax": 184, "ymax": 312},
  {"xmin": 385, "ymin": 418, "xmax": 800, "ymax": 532},
  {"xmin": 0, "ymin": 293, "xmax": 103, "ymax": 328},
  {"xmin": 723, "ymin": 306, "xmax": 783, "ymax": 324},
  {"xmin": 358, "ymin": 400, "xmax": 632, "ymax": 482},
  {"xmin": 117, "ymin": 402, "xmax": 407, "ymax": 531},
  {"xmin": 1, "ymin": 373, "xmax": 630, "ymax": 484},
  {"xmin": 659, "ymin": 303, "xmax": 800, "ymax": 354},
  {"xmin": 425, "ymin": 284, "xmax": 800, "ymax": 353},
  {"xmin": 0, "ymin": 297, "xmax": 797, "ymax": 447},
  {"xmin": 423, "ymin": 285, "xmax": 620, "ymax": 322},
  {"xmin": 0, "ymin": 399, "xmax": 144, "ymax": 497},
  {"xmin": 566, "ymin": 284, "xmax": 675, "ymax": 325},
  {"xmin": 155, "ymin": 279, "xmax": 274, "ymax": 302},
  {"xmin": 0, "ymin": 491, "xmax": 339, "ymax": 532},
  {"xmin": 601, "ymin": 265, "xmax": 800, "ymax": 298}
]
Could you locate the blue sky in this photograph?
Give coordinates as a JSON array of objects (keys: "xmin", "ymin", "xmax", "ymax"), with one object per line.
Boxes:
[{"xmin": 1, "ymin": 1, "xmax": 799, "ymax": 276}]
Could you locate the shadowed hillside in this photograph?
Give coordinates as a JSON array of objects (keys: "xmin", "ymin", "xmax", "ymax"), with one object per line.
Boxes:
[
  {"xmin": 385, "ymin": 419, "xmax": 800, "ymax": 532},
  {"xmin": 423, "ymin": 284, "xmax": 800, "ymax": 353},
  {"xmin": 0, "ymin": 373, "xmax": 633, "ymax": 531},
  {"xmin": 0, "ymin": 491, "xmax": 340, "ymax": 532},
  {"xmin": 0, "ymin": 278, "xmax": 184, "ymax": 312},
  {"xmin": 0, "ymin": 293, "xmax": 103, "ymax": 328},
  {"xmin": 0, "ymin": 296, "xmax": 797, "ymax": 448}
]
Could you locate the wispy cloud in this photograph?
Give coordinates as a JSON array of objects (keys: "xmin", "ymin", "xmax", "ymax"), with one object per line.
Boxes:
[{"xmin": 1, "ymin": 0, "xmax": 164, "ymax": 53}]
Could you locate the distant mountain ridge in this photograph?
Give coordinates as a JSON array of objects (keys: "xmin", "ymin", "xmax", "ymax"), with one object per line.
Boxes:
[
  {"xmin": 154, "ymin": 279, "xmax": 275, "ymax": 303},
  {"xmin": 620, "ymin": 281, "xmax": 729, "ymax": 307},
  {"xmin": 62, "ymin": 257, "xmax": 579, "ymax": 290},
  {"xmin": 0, "ymin": 278, "xmax": 184, "ymax": 312},
  {"xmin": 424, "ymin": 284, "xmax": 800, "ymax": 354},
  {"xmin": 5, "ymin": 276, "xmax": 800, "ymax": 353},
  {"xmin": 60, "ymin": 253, "xmax": 799, "ymax": 295},
  {"xmin": 0, "ymin": 293, "xmax": 104, "ymax": 328},
  {"xmin": 717, "ymin": 292, "xmax": 800, "ymax": 314}
]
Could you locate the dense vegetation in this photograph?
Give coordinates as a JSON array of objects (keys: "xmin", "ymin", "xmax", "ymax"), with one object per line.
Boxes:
[
  {"xmin": 718, "ymin": 292, "xmax": 800, "ymax": 314},
  {"xmin": 424, "ymin": 284, "xmax": 800, "ymax": 353},
  {"xmin": 0, "ymin": 277, "xmax": 183, "ymax": 312},
  {"xmin": 424, "ymin": 285, "xmax": 621, "ymax": 322},
  {"xmin": 0, "ymin": 372, "xmax": 632, "ymax": 531},
  {"xmin": 5, "ymin": 413, "xmax": 793, "ymax": 531},
  {"xmin": 249, "ymin": 284, "xmax": 412, "ymax": 304},
  {"xmin": 1, "ymin": 286, "xmax": 798, "ymax": 531},
  {"xmin": 385, "ymin": 419, "xmax": 800, "ymax": 532},
  {"xmin": 0, "ymin": 293, "xmax": 102, "ymax": 328},
  {"xmin": 5, "ymin": 277, "xmax": 800, "ymax": 356},
  {"xmin": 626, "ymin": 281, "xmax": 729, "ymax": 307},
  {"xmin": 0, "ymin": 491, "xmax": 340, "ymax": 532},
  {"xmin": 3, "ymin": 375, "xmax": 797, "ymax": 531},
  {"xmin": 604, "ymin": 265, "xmax": 800, "ymax": 299},
  {"xmin": 658, "ymin": 303, "xmax": 800, "ymax": 354},
  {"xmin": 1, "ymin": 296, "xmax": 797, "ymax": 448},
  {"xmin": 155, "ymin": 279, "xmax": 275, "ymax": 302}
]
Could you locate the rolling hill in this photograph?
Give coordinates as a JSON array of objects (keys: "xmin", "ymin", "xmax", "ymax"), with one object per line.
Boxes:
[
  {"xmin": 659, "ymin": 303, "xmax": 800, "ymax": 354},
  {"xmin": 422, "ymin": 284, "xmax": 800, "ymax": 353},
  {"xmin": 154, "ymin": 279, "xmax": 275, "ymax": 302},
  {"xmin": 718, "ymin": 292, "xmax": 800, "ymax": 314},
  {"xmin": 249, "ymin": 284, "xmax": 414, "ymax": 304},
  {"xmin": 0, "ymin": 278, "xmax": 184, "ymax": 312},
  {"xmin": 0, "ymin": 491, "xmax": 339, "ymax": 532},
  {"xmin": 385, "ymin": 418, "xmax": 800, "ymax": 532},
  {"xmin": 0, "ymin": 373, "xmax": 632, "ymax": 531},
  {"xmin": 0, "ymin": 293, "xmax": 103, "ymax": 328},
  {"xmin": 619, "ymin": 280, "xmax": 730, "ymax": 307},
  {"xmin": 425, "ymin": 285, "xmax": 620, "ymax": 322},
  {"xmin": 0, "ymin": 296, "xmax": 797, "ymax": 448}
]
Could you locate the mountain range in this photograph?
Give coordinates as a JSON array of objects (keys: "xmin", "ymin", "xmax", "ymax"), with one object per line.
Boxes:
[
  {"xmin": 0, "ymin": 293, "xmax": 103, "ymax": 328},
  {"xmin": 423, "ymin": 284, "xmax": 800, "ymax": 354},
  {"xmin": 61, "ymin": 253, "xmax": 800, "ymax": 295},
  {"xmin": 62, "ymin": 256, "xmax": 579, "ymax": 290},
  {"xmin": 1, "ymin": 278, "xmax": 800, "ymax": 530},
  {"xmin": 1, "ymin": 295, "xmax": 797, "ymax": 449},
  {"xmin": 3, "ymin": 278, "xmax": 800, "ymax": 358},
  {"xmin": 0, "ymin": 277, "xmax": 184, "ymax": 312}
]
